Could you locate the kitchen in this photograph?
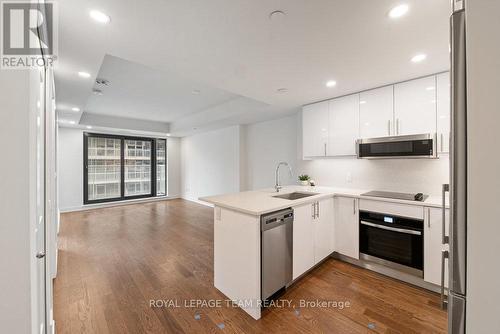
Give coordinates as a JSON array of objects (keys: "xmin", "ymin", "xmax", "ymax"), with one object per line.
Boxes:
[{"xmin": 6, "ymin": 0, "xmax": 499, "ymax": 333}]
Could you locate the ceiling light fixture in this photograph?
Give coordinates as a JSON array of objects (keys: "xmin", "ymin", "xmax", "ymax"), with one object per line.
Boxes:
[
  {"xmin": 69, "ymin": 121, "xmax": 76, "ymax": 125},
  {"xmin": 89, "ymin": 10, "xmax": 111, "ymax": 24},
  {"xmin": 426, "ymin": 86, "xmax": 436, "ymax": 91},
  {"xmin": 326, "ymin": 80, "xmax": 337, "ymax": 88},
  {"xmin": 359, "ymin": 100, "xmax": 367, "ymax": 104},
  {"xmin": 269, "ymin": 10, "xmax": 286, "ymax": 20},
  {"xmin": 411, "ymin": 54, "xmax": 427, "ymax": 63},
  {"xmin": 86, "ymin": 125, "xmax": 92, "ymax": 129},
  {"xmin": 71, "ymin": 107, "xmax": 80, "ymax": 112},
  {"xmin": 78, "ymin": 71, "xmax": 91, "ymax": 78},
  {"xmin": 166, "ymin": 133, "xmax": 171, "ymax": 137},
  {"xmin": 389, "ymin": 4, "xmax": 409, "ymax": 19}
]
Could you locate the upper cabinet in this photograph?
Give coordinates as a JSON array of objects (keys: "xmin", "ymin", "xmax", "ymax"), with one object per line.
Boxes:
[
  {"xmin": 328, "ymin": 94, "xmax": 359, "ymax": 156},
  {"xmin": 302, "ymin": 101, "xmax": 329, "ymax": 157},
  {"xmin": 359, "ymin": 86, "xmax": 394, "ymax": 138},
  {"xmin": 302, "ymin": 72, "xmax": 449, "ymax": 158},
  {"xmin": 394, "ymin": 75, "xmax": 437, "ymax": 136},
  {"xmin": 437, "ymin": 72, "xmax": 450, "ymax": 153}
]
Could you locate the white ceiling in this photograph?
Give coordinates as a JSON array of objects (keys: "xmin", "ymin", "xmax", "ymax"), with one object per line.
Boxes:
[{"xmin": 54, "ymin": 0, "xmax": 451, "ymax": 136}]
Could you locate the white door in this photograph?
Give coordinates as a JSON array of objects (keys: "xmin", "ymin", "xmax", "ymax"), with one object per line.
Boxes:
[
  {"xmin": 437, "ymin": 72, "xmax": 451, "ymax": 153},
  {"xmin": 302, "ymin": 101, "xmax": 329, "ymax": 157},
  {"xmin": 293, "ymin": 203, "xmax": 315, "ymax": 279},
  {"xmin": 334, "ymin": 197, "xmax": 359, "ymax": 259},
  {"xmin": 394, "ymin": 75, "xmax": 437, "ymax": 135},
  {"xmin": 327, "ymin": 94, "xmax": 359, "ymax": 156},
  {"xmin": 34, "ymin": 67, "xmax": 47, "ymax": 334},
  {"xmin": 359, "ymin": 86, "xmax": 394, "ymax": 138},
  {"xmin": 424, "ymin": 207, "xmax": 449, "ymax": 287},
  {"xmin": 314, "ymin": 198, "xmax": 335, "ymax": 264}
]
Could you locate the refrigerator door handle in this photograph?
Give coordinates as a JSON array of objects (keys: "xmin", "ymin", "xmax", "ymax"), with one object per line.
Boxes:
[
  {"xmin": 441, "ymin": 250, "xmax": 449, "ymax": 309},
  {"xmin": 442, "ymin": 184, "xmax": 449, "ymax": 244}
]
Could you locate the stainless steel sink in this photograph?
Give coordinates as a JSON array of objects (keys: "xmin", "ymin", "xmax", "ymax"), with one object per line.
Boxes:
[{"xmin": 273, "ymin": 192, "xmax": 318, "ymax": 200}]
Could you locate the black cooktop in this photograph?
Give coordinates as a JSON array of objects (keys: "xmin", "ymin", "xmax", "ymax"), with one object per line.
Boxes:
[{"xmin": 361, "ymin": 191, "xmax": 428, "ymax": 202}]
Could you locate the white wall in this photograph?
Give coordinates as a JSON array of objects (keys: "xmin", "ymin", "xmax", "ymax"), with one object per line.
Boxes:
[
  {"xmin": 0, "ymin": 70, "xmax": 34, "ymax": 334},
  {"xmin": 58, "ymin": 127, "xmax": 84, "ymax": 211},
  {"xmin": 57, "ymin": 127, "xmax": 182, "ymax": 211},
  {"xmin": 181, "ymin": 126, "xmax": 241, "ymax": 202},
  {"xmin": 466, "ymin": 0, "xmax": 500, "ymax": 332},
  {"xmin": 242, "ymin": 113, "xmax": 449, "ymax": 195}
]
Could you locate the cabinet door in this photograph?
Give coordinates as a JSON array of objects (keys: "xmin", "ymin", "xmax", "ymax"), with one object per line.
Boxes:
[
  {"xmin": 293, "ymin": 203, "xmax": 315, "ymax": 279},
  {"xmin": 394, "ymin": 75, "xmax": 437, "ymax": 135},
  {"xmin": 334, "ymin": 197, "xmax": 359, "ymax": 259},
  {"xmin": 327, "ymin": 94, "xmax": 359, "ymax": 156},
  {"xmin": 437, "ymin": 72, "xmax": 451, "ymax": 153},
  {"xmin": 314, "ymin": 198, "xmax": 335, "ymax": 264},
  {"xmin": 424, "ymin": 207, "xmax": 449, "ymax": 287},
  {"xmin": 302, "ymin": 101, "xmax": 329, "ymax": 157},
  {"xmin": 359, "ymin": 86, "xmax": 394, "ymax": 138}
]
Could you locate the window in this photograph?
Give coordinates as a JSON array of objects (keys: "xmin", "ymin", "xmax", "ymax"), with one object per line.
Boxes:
[{"xmin": 84, "ymin": 133, "xmax": 167, "ymax": 204}]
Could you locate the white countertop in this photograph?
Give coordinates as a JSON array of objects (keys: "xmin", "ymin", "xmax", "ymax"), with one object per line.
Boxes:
[{"xmin": 199, "ymin": 186, "xmax": 448, "ymax": 216}]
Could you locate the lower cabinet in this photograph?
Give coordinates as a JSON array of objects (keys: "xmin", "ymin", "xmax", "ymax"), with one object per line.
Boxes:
[
  {"xmin": 334, "ymin": 196, "xmax": 359, "ymax": 259},
  {"xmin": 293, "ymin": 198, "xmax": 334, "ymax": 280},
  {"xmin": 424, "ymin": 207, "xmax": 449, "ymax": 287}
]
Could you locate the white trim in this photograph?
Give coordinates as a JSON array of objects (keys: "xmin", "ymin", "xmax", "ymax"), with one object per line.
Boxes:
[
  {"xmin": 59, "ymin": 195, "xmax": 180, "ymax": 213},
  {"xmin": 181, "ymin": 197, "xmax": 214, "ymax": 207}
]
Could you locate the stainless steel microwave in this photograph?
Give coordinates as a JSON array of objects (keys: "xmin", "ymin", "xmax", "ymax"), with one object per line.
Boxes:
[{"xmin": 356, "ymin": 133, "xmax": 437, "ymax": 159}]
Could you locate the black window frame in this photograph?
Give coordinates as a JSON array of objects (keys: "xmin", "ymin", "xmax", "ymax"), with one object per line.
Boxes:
[{"xmin": 83, "ymin": 132, "xmax": 166, "ymax": 205}]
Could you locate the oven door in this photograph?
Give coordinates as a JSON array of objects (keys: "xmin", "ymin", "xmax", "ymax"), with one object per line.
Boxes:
[{"xmin": 359, "ymin": 220, "xmax": 423, "ymax": 276}]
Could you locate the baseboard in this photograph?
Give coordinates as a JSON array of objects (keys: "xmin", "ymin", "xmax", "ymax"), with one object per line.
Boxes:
[
  {"xmin": 181, "ymin": 197, "xmax": 214, "ymax": 207},
  {"xmin": 59, "ymin": 195, "xmax": 180, "ymax": 213}
]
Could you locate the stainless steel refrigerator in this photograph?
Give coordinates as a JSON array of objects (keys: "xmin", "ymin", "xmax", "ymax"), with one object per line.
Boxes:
[{"xmin": 442, "ymin": 1, "xmax": 467, "ymax": 333}]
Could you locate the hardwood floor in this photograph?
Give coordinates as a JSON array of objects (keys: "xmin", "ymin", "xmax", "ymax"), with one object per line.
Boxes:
[{"xmin": 54, "ymin": 199, "xmax": 447, "ymax": 333}]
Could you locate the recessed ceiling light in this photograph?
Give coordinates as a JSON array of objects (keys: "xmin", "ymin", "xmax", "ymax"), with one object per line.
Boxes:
[
  {"xmin": 192, "ymin": 89, "xmax": 201, "ymax": 95},
  {"xmin": 326, "ymin": 80, "xmax": 337, "ymax": 88},
  {"xmin": 277, "ymin": 88, "xmax": 288, "ymax": 94},
  {"xmin": 78, "ymin": 71, "xmax": 91, "ymax": 78},
  {"xmin": 411, "ymin": 54, "xmax": 427, "ymax": 63},
  {"xmin": 71, "ymin": 107, "xmax": 80, "ymax": 112},
  {"xmin": 389, "ymin": 4, "xmax": 409, "ymax": 19},
  {"xmin": 166, "ymin": 133, "xmax": 171, "ymax": 137},
  {"xmin": 359, "ymin": 100, "xmax": 367, "ymax": 104},
  {"xmin": 426, "ymin": 86, "xmax": 435, "ymax": 91},
  {"xmin": 86, "ymin": 125, "xmax": 92, "ymax": 129},
  {"xmin": 89, "ymin": 10, "xmax": 111, "ymax": 24},
  {"xmin": 69, "ymin": 121, "xmax": 76, "ymax": 125},
  {"xmin": 92, "ymin": 88, "xmax": 103, "ymax": 96}
]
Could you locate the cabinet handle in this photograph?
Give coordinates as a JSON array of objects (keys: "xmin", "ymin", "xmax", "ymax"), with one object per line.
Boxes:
[
  {"xmin": 317, "ymin": 202, "xmax": 320, "ymax": 218},
  {"xmin": 387, "ymin": 120, "xmax": 391, "ymax": 135},
  {"xmin": 311, "ymin": 203, "xmax": 315, "ymax": 219},
  {"xmin": 440, "ymin": 133, "xmax": 444, "ymax": 152},
  {"xmin": 442, "ymin": 184, "xmax": 449, "ymax": 244},
  {"xmin": 396, "ymin": 118, "xmax": 400, "ymax": 135},
  {"xmin": 427, "ymin": 208, "xmax": 431, "ymax": 228},
  {"xmin": 353, "ymin": 199, "xmax": 356, "ymax": 215},
  {"xmin": 324, "ymin": 143, "xmax": 327, "ymax": 156}
]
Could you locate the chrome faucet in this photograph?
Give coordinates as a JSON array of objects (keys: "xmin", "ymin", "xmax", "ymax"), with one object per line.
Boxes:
[{"xmin": 275, "ymin": 162, "xmax": 293, "ymax": 192}]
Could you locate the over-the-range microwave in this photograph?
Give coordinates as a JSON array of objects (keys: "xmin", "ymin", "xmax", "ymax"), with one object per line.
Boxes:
[{"xmin": 356, "ymin": 133, "xmax": 438, "ymax": 159}]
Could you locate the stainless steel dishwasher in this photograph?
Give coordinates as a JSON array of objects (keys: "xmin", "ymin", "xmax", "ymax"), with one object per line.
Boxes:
[{"xmin": 261, "ymin": 208, "xmax": 293, "ymax": 301}]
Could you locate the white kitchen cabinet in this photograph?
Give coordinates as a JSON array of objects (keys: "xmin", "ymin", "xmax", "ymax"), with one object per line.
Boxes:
[
  {"xmin": 302, "ymin": 101, "xmax": 329, "ymax": 157},
  {"xmin": 394, "ymin": 75, "xmax": 437, "ymax": 136},
  {"xmin": 424, "ymin": 207, "xmax": 449, "ymax": 287},
  {"xmin": 314, "ymin": 198, "xmax": 335, "ymax": 263},
  {"xmin": 334, "ymin": 197, "xmax": 359, "ymax": 259},
  {"xmin": 437, "ymin": 72, "xmax": 451, "ymax": 153},
  {"xmin": 293, "ymin": 203, "xmax": 315, "ymax": 279},
  {"xmin": 328, "ymin": 94, "xmax": 359, "ymax": 156},
  {"xmin": 293, "ymin": 198, "xmax": 335, "ymax": 280},
  {"xmin": 359, "ymin": 86, "xmax": 394, "ymax": 138}
]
